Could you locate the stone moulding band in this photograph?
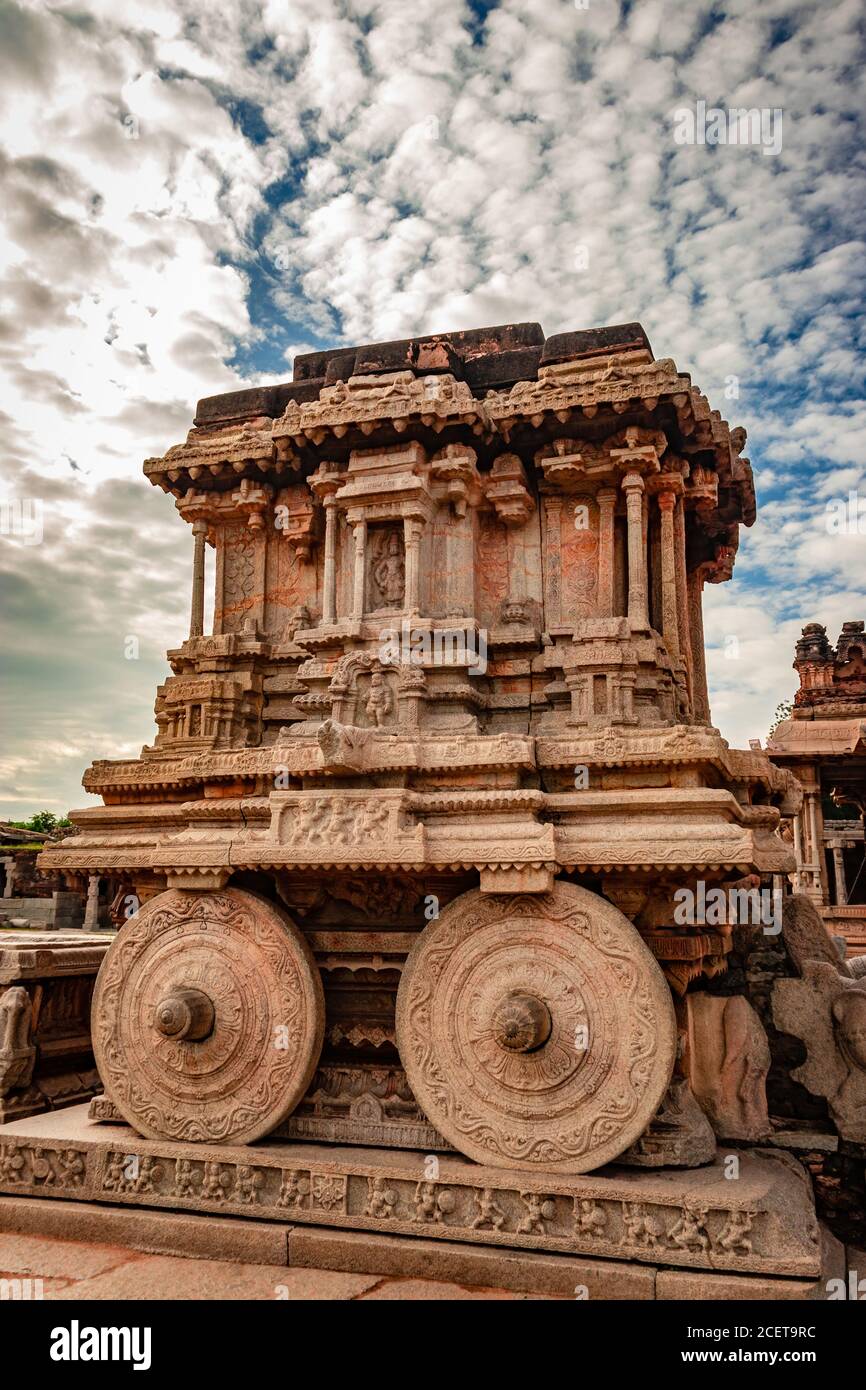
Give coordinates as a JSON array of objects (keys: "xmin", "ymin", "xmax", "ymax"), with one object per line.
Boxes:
[{"xmin": 0, "ymin": 1123, "xmax": 820, "ymax": 1279}]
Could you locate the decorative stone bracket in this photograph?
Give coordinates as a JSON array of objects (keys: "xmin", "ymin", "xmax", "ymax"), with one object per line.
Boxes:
[{"xmin": 484, "ymin": 453, "xmax": 534, "ymax": 526}]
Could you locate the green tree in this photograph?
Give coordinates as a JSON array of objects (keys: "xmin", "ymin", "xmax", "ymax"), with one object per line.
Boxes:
[{"xmin": 767, "ymin": 700, "xmax": 793, "ymax": 741}]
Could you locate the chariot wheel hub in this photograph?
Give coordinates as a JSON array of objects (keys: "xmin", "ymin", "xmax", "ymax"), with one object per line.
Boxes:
[
  {"xmin": 491, "ymin": 991, "xmax": 551, "ymax": 1053},
  {"xmin": 154, "ymin": 987, "xmax": 215, "ymax": 1042}
]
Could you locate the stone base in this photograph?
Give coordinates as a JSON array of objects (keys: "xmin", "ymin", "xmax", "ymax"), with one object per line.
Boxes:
[
  {"xmin": 0, "ymin": 1195, "xmax": 843, "ymax": 1299},
  {"xmin": 0, "ymin": 1104, "xmax": 835, "ymax": 1294}
]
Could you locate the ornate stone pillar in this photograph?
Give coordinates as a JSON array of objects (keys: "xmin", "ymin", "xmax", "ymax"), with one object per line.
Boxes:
[
  {"xmin": 687, "ymin": 567, "xmax": 711, "ymax": 724},
  {"xmin": 543, "ymin": 497, "xmax": 563, "ymax": 628},
  {"xmin": 832, "ymin": 846, "xmax": 847, "ymax": 906},
  {"xmin": 806, "ymin": 790, "xmax": 825, "ymax": 902},
  {"xmin": 351, "ymin": 518, "xmax": 367, "ymax": 621},
  {"xmin": 322, "ymin": 495, "xmax": 338, "ymax": 624},
  {"xmin": 84, "ymin": 875, "xmax": 100, "ymax": 931},
  {"xmin": 189, "ymin": 520, "xmax": 208, "ymax": 639},
  {"xmin": 621, "ymin": 472, "xmax": 648, "ymax": 629},
  {"xmin": 673, "ymin": 493, "xmax": 692, "ymax": 703},
  {"xmin": 657, "ymin": 489, "xmax": 680, "ymax": 657},
  {"xmin": 619, "ymin": 671, "xmax": 637, "ymax": 723},
  {"xmin": 596, "ymin": 487, "xmax": 617, "ymax": 618},
  {"xmin": 1, "ymin": 857, "xmax": 14, "ymax": 899},
  {"xmin": 792, "ymin": 811, "xmax": 803, "ymax": 890},
  {"xmin": 403, "ymin": 517, "xmax": 424, "ymax": 615}
]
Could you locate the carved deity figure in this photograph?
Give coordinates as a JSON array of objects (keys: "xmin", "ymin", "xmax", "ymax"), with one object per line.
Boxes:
[
  {"xmin": 365, "ymin": 670, "xmax": 393, "ymax": 728},
  {"xmin": 372, "ymin": 531, "xmax": 405, "ymax": 608}
]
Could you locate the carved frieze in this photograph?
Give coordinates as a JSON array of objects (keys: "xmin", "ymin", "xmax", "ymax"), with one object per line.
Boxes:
[{"xmin": 0, "ymin": 1130, "xmax": 821, "ymax": 1278}]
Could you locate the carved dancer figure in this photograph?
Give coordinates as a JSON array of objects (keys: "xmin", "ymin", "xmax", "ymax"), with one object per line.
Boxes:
[
  {"xmin": 668, "ymin": 1203, "xmax": 710, "ymax": 1254},
  {"xmin": 58, "ymin": 1149, "xmax": 85, "ymax": 1188},
  {"xmin": 715, "ymin": 1209, "xmax": 755, "ymax": 1257},
  {"xmin": 174, "ymin": 1158, "xmax": 199, "ymax": 1198},
  {"xmin": 471, "ymin": 1186, "xmax": 506, "ymax": 1231}
]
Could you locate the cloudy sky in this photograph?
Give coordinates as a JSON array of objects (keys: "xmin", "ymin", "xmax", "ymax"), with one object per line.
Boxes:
[{"xmin": 0, "ymin": 0, "xmax": 864, "ymax": 819}]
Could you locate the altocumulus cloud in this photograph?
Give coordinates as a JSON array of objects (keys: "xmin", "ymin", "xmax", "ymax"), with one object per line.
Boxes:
[{"xmin": 0, "ymin": 0, "xmax": 864, "ymax": 814}]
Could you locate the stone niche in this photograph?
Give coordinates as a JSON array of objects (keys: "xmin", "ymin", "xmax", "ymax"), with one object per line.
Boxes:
[{"xmin": 367, "ymin": 524, "xmax": 406, "ymax": 612}]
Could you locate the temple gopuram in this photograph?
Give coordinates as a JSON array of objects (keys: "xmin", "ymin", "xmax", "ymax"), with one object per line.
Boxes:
[
  {"xmin": 0, "ymin": 320, "xmax": 863, "ymax": 1296},
  {"xmin": 769, "ymin": 622, "xmax": 866, "ymax": 955}
]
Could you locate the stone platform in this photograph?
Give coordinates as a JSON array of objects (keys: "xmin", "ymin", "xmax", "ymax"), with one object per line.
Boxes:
[{"xmin": 0, "ymin": 1104, "xmax": 842, "ymax": 1298}]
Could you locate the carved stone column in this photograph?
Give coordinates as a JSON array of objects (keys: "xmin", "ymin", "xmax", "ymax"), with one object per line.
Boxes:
[
  {"xmin": 687, "ymin": 567, "xmax": 711, "ymax": 723},
  {"xmin": 621, "ymin": 472, "xmax": 648, "ymax": 629},
  {"xmin": 806, "ymin": 790, "xmax": 825, "ymax": 903},
  {"xmin": 619, "ymin": 671, "xmax": 637, "ymax": 723},
  {"xmin": 832, "ymin": 845, "xmax": 847, "ymax": 906},
  {"xmin": 1, "ymin": 858, "xmax": 14, "ymax": 899},
  {"xmin": 673, "ymin": 491, "xmax": 692, "ymax": 702},
  {"xmin": 351, "ymin": 519, "xmax": 367, "ymax": 621},
  {"xmin": 792, "ymin": 811, "xmax": 803, "ymax": 891},
  {"xmin": 189, "ymin": 520, "xmax": 208, "ymax": 639},
  {"xmin": 403, "ymin": 517, "xmax": 424, "ymax": 615},
  {"xmin": 543, "ymin": 497, "xmax": 563, "ymax": 628},
  {"xmin": 322, "ymin": 495, "xmax": 338, "ymax": 624},
  {"xmin": 596, "ymin": 487, "xmax": 617, "ymax": 617},
  {"xmin": 657, "ymin": 489, "xmax": 680, "ymax": 657},
  {"xmin": 84, "ymin": 875, "xmax": 100, "ymax": 931}
]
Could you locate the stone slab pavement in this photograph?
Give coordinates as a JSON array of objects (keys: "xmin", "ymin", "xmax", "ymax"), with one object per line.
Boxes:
[{"xmin": 0, "ymin": 1231, "xmax": 560, "ymax": 1300}]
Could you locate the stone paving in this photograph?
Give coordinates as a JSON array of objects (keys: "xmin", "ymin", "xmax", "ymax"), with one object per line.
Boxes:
[{"xmin": 0, "ymin": 1231, "xmax": 557, "ymax": 1300}]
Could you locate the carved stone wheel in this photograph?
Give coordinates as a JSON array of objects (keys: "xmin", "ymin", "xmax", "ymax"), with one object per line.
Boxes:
[
  {"xmin": 396, "ymin": 883, "xmax": 676, "ymax": 1173},
  {"xmin": 92, "ymin": 888, "xmax": 324, "ymax": 1144}
]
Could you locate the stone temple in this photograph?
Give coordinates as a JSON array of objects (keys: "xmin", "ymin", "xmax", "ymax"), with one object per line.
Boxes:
[
  {"xmin": 769, "ymin": 622, "xmax": 866, "ymax": 955},
  {"xmin": 1, "ymin": 320, "xmax": 863, "ymax": 1297}
]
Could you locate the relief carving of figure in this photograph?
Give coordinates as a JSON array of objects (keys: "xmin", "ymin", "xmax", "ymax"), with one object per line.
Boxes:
[
  {"xmin": 0, "ymin": 986, "xmax": 35, "ymax": 1097},
  {"xmin": 371, "ymin": 531, "xmax": 405, "ymax": 608},
  {"xmin": 471, "ymin": 1186, "xmax": 506, "ymax": 1231},
  {"xmin": 365, "ymin": 670, "xmax": 393, "ymax": 728}
]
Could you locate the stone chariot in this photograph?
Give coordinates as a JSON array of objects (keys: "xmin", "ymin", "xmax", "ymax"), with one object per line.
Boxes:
[{"xmin": 28, "ymin": 323, "xmax": 830, "ymax": 1293}]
